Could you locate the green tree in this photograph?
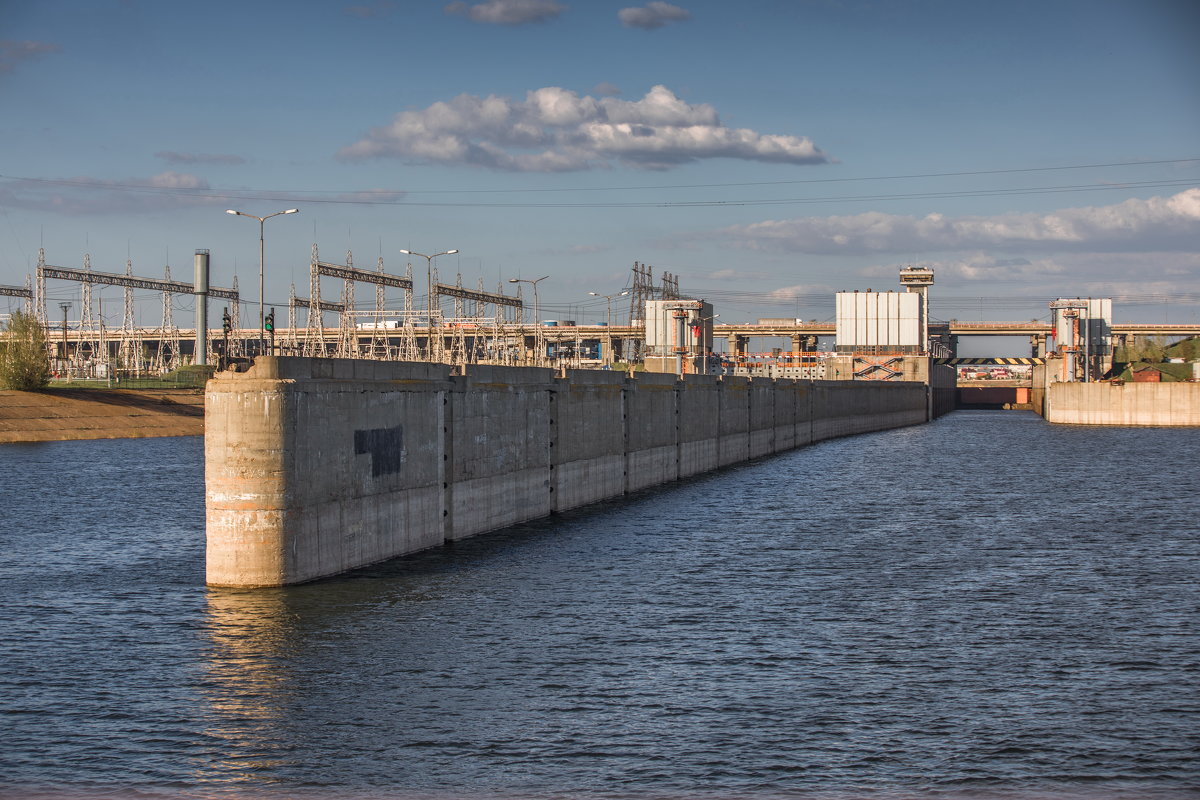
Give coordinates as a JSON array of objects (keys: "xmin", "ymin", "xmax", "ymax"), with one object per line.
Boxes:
[
  {"xmin": 0, "ymin": 310, "xmax": 52, "ymax": 390},
  {"xmin": 1116, "ymin": 335, "xmax": 1169, "ymax": 363}
]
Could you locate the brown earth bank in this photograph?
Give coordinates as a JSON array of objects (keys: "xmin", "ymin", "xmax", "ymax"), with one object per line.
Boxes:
[{"xmin": 0, "ymin": 387, "xmax": 205, "ymax": 443}]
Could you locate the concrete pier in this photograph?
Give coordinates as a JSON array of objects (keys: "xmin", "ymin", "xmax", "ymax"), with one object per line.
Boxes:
[
  {"xmin": 1045, "ymin": 381, "xmax": 1200, "ymax": 426},
  {"xmin": 206, "ymin": 357, "xmax": 932, "ymax": 587}
]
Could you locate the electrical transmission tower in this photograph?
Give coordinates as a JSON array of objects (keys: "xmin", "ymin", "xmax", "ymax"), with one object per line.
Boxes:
[
  {"xmin": 335, "ymin": 250, "xmax": 356, "ymax": 359},
  {"xmin": 118, "ymin": 259, "xmax": 143, "ymax": 375},
  {"xmin": 398, "ymin": 259, "xmax": 418, "ymax": 361},
  {"xmin": 153, "ymin": 265, "xmax": 181, "ymax": 372}
]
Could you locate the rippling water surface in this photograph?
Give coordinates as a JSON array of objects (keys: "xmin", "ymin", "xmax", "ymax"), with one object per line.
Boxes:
[{"xmin": 1, "ymin": 412, "xmax": 1197, "ymax": 800}]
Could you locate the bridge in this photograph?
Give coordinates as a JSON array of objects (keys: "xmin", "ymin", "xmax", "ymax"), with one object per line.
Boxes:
[
  {"xmin": 38, "ymin": 319, "xmax": 1200, "ymax": 367},
  {"xmin": 705, "ymin": 320, "xmax": 1200, "ymax": 360}
]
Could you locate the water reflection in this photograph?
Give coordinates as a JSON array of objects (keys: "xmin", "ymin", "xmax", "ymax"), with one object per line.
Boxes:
[
  {"xmin": 2, "ymin": 418, "xmax": 1198, "ymax": 800},
  {"xmin": 199, "ymin": 589, "xmax": 299, "ymax": 790}
]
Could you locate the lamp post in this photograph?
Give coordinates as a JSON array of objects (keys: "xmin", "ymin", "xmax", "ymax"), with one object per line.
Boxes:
[
  {"xmin": 399, "ymin": 249, "xmax": 459, "ymax": 362},
  {"xmin": 226, "ymin": 208, "xmax": 299, "ymax": 356},
  {"xmin": 589, "ymin": 289, "xmax": 630, "ymax": 364},
  {"xmin": 697, "ymin": 313, "xmax": 719, "ymax": 374},
  {"xmin": 509, "ymin": 276, "xmax": 550, "ymax": 365}
]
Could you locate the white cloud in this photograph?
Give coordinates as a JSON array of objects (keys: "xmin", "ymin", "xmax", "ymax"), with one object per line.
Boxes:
[
  {"xmin": 710, "ymin": 189, "xmax": 1200, "ymax": 254},
  {"xmin": 0, "ymin": 40, "xmax": 61, "ymax": 74},
  {"xmin": 445, "ymin": 0, "xmax": 565, "ymax": 25},
  {"xmin": 338, "ymin": 84, "xmax": 830, "ymax": 171},
  {"xmin": 618, "ymin": 2, "xmax": 691, "ymax": 30},
  {"xmin": 155, "ymin": 151, "xmax": 246, "ymax": 166}
]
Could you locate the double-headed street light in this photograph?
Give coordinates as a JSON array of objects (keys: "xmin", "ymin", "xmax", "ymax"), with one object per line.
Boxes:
[
  {"xmin": 226, "ymin": 208, "xmax": 299, "ymax": 356},
  {"xmin": 509, "ymin": 276, "xmax": 550, "ymax": 365},
  {"xmin": 589, "ymin": 289, "xmax": 630, "ymax": 364},
  {"xmin": 399, "ymin": 249, "xmax": 459, "ymax": 361}
]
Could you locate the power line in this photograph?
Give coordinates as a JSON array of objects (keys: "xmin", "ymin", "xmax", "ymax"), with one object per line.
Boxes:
[
  {"xmin": 4, "ymin": 177, "xmax": 1194, "ymax": 211},
  {"xmin": 1, "ymin": 158, "xmax": 1197, "ymax": 209},
  {"xmin": 4, "ymin": 157, "xmax": 1197, "ymax": 196}
]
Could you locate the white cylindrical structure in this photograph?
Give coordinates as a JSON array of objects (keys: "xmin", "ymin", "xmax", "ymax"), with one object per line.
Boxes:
[{"xmin": 194, "ymin": 249, "xmax": 210, "ymax": 366}]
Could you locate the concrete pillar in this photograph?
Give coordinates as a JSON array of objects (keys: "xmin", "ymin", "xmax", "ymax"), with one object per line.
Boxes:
[
  {"xmin": 1030, "ymin": 333, "xmax": 1048, "ymax": 358},
  {"xmin": 1112, "ymin": 334, "xmax": 1127, "ymax": 360},
  {"xmin": 194, "ymin": 250, "xmax": 209, "ymax": 366}
]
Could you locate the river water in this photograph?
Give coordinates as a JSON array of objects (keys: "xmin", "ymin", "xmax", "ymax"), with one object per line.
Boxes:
[{"xmin": 1, "ymin": 411, "xmax": 1197, "ymax": 800}]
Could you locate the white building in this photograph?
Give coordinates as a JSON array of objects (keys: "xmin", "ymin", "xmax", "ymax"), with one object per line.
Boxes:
[{"xmin": 835, "ymin": 291, "xmax": 923, "ymax": 354}]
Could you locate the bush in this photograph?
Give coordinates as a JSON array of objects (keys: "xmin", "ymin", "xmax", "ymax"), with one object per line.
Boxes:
[{"xmin": 0, "ymin": 310, "xmax": 52, "ymax": 390}]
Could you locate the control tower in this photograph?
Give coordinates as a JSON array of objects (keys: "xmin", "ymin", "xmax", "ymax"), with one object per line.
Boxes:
[{"xmin": 898, "ymin": 266, "xmax": 935, "ymax": 353}]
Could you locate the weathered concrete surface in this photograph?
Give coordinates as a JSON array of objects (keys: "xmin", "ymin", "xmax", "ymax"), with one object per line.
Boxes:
[
  {"xmin": 1045, "ymin": 381, "xmax": 1200, "ymax": 426},
  {"xmin": 206, "ymin": 357, "xmax": 932, "ymax": 587}
]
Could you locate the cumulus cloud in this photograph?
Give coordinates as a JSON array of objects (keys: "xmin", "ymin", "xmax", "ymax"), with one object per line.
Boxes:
[
  {"xmin": 155, "ymin": 151, "xmax": 246, "ymax": 166},
  {"xmin": 709, "ymin": 189, "xmax": 1200, "ymax": 254},
  {"xmin": 0, "ymin": 40, "xmax": 61, "ymax": 73},
  {"xmin": 338, "ymin": 84, "xmax": 830, "ymax": 171},
  {"xmin": 593, "ymin": 82, "xmax": 622, "ymax": 97},
  {"xmin": 445, "ymin": 0, "xmax": 565, "ymax": 25},
  {"xmin": 618, "ymin": 2, "xmax": 691, "ymax": 30}
]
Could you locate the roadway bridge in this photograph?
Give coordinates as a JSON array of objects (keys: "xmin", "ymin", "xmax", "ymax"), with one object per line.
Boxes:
[
  {"xmin": 36, "ymin": 320, "xmax": 1200, "ymax": 372},
  {"xmin": 709, "ymin": 321, "xmax": 1200, "ymax": 359}
]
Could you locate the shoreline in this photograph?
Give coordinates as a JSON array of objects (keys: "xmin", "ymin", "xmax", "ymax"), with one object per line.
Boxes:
[{"xmin": 0, "ymin": 387, "xmax": 205, "ymax": 444}]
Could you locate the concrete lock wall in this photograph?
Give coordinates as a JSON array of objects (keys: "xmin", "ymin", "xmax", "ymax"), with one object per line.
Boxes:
[
  {"xmin": 1045, "ymin": 381, "xmax": 1200, "ymax": 426},
  {"xmin": 206, "ymin": 357, "xmax": 931, "ymax": 588}
]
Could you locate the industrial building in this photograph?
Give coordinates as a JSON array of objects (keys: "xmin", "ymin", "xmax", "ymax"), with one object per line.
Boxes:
[{"xmin": 642, "ymin": 298, "xmax": 716, "ymax": 375}]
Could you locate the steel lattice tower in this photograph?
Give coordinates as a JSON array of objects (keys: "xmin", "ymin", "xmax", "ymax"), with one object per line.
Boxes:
[{"xmin": 306, "ymin": 245, "xmax": 326, "ymax": 357}]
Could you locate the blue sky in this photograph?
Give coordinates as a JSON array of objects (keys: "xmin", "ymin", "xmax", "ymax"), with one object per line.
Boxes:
[{"xmin": 2, "ymin": 0, "xmax": 1198, "ymax": 343}]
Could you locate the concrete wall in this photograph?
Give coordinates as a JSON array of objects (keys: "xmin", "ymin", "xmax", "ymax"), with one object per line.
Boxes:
[
  {"xmin": 206, "ymin": 357, "xmax": 931, "ymax": 587},
  {"xmin": 1045, "ymin": 381, "xmax": 1200, "ymax": 426}
]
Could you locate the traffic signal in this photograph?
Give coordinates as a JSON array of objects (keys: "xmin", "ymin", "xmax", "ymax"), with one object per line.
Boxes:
[
  {"xmin": 222, "ymin": 308, "xmax": 231, "ymax": 333},
  {"xmin": 265, "ymin": 309, "xmax": 275, "ymax": 333}
]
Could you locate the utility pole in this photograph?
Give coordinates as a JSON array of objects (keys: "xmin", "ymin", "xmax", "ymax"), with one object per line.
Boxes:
[
  {"xmin": 222, "ymin": 306, "xmax": 231, "ymax": 367},
  {"xmin": 58, "ymin": 301, "xmax": 71, "ymax": 368},
  {"xmin": 590, "ymin": 289, "xmax": 629, "ymax": 365},
  {"xmin": 509, "ymin": 276, "xmax": 550, "ymax": 365},
  {"xmin": 399, "ymin": 248, "xmax": 459, "ymax": 362}
]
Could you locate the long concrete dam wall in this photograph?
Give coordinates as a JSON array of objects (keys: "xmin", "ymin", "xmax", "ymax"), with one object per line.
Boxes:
[{"xmin": 205, "ymin": 357, "xmax": 932, "ymax": 587}]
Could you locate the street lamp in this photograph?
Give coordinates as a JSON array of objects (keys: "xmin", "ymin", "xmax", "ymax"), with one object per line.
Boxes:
[
  {"xmin": 589, "ymin": 289, "xmax": 630, "ymax": 364},
  {"xmin": 697, "ymin": 313, "xmax": 719, "ymax": 374},
  {"xmin": 509, "ymin": 276, "xmax": 550, "ymax": 365},
  {"xmin": 399, "ymin": 249, "xmax": 458, "ymax": 362},
  {"xmin": 226, "ymin": 208, "xmax": 299, "ymax": 356}
]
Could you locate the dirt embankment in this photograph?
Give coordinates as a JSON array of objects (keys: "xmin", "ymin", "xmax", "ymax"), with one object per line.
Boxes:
[{"xmin": 0, "ymin": 388, "xmax": 205, "ymax": 443}]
